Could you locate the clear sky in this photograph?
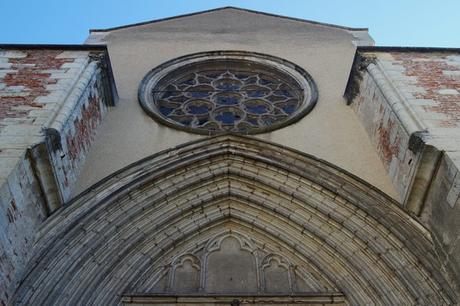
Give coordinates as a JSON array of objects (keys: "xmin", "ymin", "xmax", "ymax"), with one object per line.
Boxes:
[{"xmin": 1, "ymin": 0, "xmax": 459, "ymax": 47}]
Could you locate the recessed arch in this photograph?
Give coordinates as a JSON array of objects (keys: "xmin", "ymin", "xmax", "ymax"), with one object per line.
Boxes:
[{"xmin": 12, "ymin": 135, "xmax": 455, "ymax": 305}]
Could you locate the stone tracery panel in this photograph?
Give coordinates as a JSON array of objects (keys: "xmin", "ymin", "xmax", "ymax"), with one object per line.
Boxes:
[
  {"xmin": 170, "ymin": 254, "xmax": 201, "ymax": 293},
  {"xmin": 148, "ymin": 231, "xmax": 329, "ymax": 296},
  {"xmin": 261, "ymin": 254, "xmax": 292, "ymax": 293},
  {"xmin": 138, "ymin": 51, "xmax": 318, "ymax": 134},
  {"xmin": 205, "ymin": 236, "xmax": 258, "ymax": 293}
]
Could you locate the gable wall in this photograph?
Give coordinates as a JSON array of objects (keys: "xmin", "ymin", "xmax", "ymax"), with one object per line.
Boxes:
[{"xmin": 75, "ymin": 9, "xmax": 398, "ymax": 199}]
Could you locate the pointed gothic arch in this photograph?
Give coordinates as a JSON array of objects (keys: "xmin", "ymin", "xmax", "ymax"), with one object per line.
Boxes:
[{"xmin": 12, "ymin": 135, "xmax": 455, "ymax": 305}]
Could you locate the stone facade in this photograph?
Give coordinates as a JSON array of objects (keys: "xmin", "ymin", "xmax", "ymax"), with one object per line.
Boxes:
[
  {"xmin": 346, "ymin": 49, "xmax": 460, "ymax": 295},
  {"xmin": 0, "ymin": 47, "xmax": 116, "ymax": 305},
  {"xmin": 10, "ymin": 136, "xmax": 456, "ymax": 305},
  {"xmin": 76, "ymin": 7, "xmax": 394, "ymax": 200},
  {"xmin": 0, "ymin": 7, "xmax": 459, "ymax": 306}
]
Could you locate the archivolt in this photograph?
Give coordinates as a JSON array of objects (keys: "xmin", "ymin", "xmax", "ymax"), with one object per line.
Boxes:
[{"xmin": 13, "ymin": 135, "xmax": 455, "ymax": 305}]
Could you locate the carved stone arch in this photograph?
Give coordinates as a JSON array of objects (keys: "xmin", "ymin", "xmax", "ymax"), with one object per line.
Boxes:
[
  {"xmin": 135, "ymin": 265, "xmax": 171, "ymax": 293},
  {"xmin": 202, "ymin": 231, "xmax": 260, "ymax": 293},
  {"xmin": 127, "ymin": 223, "xmax": 337, "ymax": 297},
  {"xmin": 204, "ymin": 233, "xmax": 259, "ymax": 293},
  {"xmin": 292, "ymin": 265, "xmax": 329, "ymax": 293},
  {"xmin": 11, "ymin": 135, "xmax": 456, "ymax": 305},
  {"xmin": 260, "ymin": 254, "xmax": 293, "ymax": 293},
  {"xmin": 168, "ymin": 254, "xmax": 201, "ymax": 293},
  {"xmin": 130, "ymin": 226, "xmax": 335, "ymax": 296},
  {"xmin": 204, "ymin": 231, "xmax": 256, "ymax": 254}
]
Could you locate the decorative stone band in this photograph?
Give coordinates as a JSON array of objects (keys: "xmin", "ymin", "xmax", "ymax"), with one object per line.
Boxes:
[
  {"xmin": 138, "ymin": 51, "xmax": 318, "ymax": 135},
  {"xmin": 44, "ymin": 59, "xmax": 97, "ymax": 137},
  {"xmin": 12, "ymin": 135, "xmax": 456, "ymax": 305},
  {"xmin": 121, "ymin": 293, "xmax": 346, "ymax": 305},
  {"xmin": 366, "ymin": 59, "xmax": 427, "ymax": 136}
]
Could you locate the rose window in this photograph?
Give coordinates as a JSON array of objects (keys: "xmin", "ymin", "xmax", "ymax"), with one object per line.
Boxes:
[{"xmin": 139, "ymin": 52, "xmax": 318, "ymax": 134}]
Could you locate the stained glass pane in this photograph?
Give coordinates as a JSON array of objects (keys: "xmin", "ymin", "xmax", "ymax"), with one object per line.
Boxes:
[{"xmin": 140, "ymin": 52, "xmax": 317, "ymax": 134}]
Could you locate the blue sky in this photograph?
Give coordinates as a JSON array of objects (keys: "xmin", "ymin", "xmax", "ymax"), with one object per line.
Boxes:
[{"xmin": 1, "ymin": 0, "xmax": 459, "ymax": 47}]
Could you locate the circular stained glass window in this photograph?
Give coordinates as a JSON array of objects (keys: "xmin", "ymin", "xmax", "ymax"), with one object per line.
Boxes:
[{"xmin": 139, "ymin": 51, "xmax": 318, "ymax": 134}]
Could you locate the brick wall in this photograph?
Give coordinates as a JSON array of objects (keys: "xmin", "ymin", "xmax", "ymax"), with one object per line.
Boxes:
[
  {"xmin": 389, "ymin": 52, "xmax": 460, "ymax": 129},
  {"xmin": 0, "ymin": 50, "xmax": 73, "ymax": 127},
  {"xmin": 0, "ymin": 48, "xmax": 115, "ymax": 305}
]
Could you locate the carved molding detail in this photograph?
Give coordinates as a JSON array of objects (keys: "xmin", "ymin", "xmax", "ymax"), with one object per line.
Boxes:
[
  {"xmin": 138, "ymin": 51, "xmax": 318, "ymax": 135},
  {"xmin": 151, "ymin": 231, "xmax": 330, "ymax": 295},
  {"xmin": 12, "ymin": 135, "xmax": 455, "ymax": 305}
]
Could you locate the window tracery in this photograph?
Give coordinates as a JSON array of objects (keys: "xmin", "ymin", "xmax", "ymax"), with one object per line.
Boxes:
[{"xmin": 139, "ymin": 52, "xmax": 318, "ymax": 134}]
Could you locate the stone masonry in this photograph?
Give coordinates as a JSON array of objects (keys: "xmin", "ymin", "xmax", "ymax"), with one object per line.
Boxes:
[
  {"xmin": 1, "ymin": 8, "xmax": 460, "ymax": 306},
  {"xmin": 347, "ymin": 49, "xmax": 460, "ymax": 297},
  {"xmin": 11, "ymin": 136, "xmax": 456, "ymax": 305},
  {"xmin": 0, "ymin": 47, "xmax": 116, "ymax": 305}
]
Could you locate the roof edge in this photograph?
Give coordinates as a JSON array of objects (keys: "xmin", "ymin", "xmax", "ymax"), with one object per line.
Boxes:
[
  {"xmin": 89, "ymin": 6, "xmax": 368, "ymax": 33},
  {"xmin": 358, "ymin": 46, "xmax": 460, "ymax": 53},
  {"xmin": 0, "ymin": 43, "xmax": 119, "ymax": 114},
  {"xmin": 0, "ymin": 44, "xmax": 107, "ymax": 50}
]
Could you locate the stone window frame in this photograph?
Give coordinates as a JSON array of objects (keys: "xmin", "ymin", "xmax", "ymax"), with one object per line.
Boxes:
[{"xmin": 138, "ymin": 51, "xmax": 318, "ymax": 135}]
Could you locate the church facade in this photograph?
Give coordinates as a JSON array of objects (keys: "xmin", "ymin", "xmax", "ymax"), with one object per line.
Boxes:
[{"xmin": 0, "ymin": 7, "xmax": 459, "ymax": 305}]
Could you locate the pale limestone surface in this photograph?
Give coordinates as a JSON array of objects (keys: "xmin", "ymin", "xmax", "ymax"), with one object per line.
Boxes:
[{"xmin": 75, "ymin": 8, "xmax": 398, "ymax": 199}]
